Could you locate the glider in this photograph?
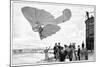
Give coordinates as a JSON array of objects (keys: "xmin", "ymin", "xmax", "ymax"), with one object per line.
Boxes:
[{"xmin": 21, "ymin": 6, "xmax": 71, "ymax": 40}]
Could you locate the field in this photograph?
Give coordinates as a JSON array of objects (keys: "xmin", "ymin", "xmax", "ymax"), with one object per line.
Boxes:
[{"xmin": 12, "ymin": 51, "xmax": 95, "ymax": 66}]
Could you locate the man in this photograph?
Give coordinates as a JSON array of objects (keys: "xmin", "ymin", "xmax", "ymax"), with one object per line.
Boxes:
[
  {"xmin": 53, "ymin": 43, "xmax": 58, "ymax": 60},
  {"xmin": 84, "ymin": 48, "xmax": 88, "ymax": 60},
  {"xmin": 64, "ymin": 45, "xmax": 68, "ymax": 57},
  {"xmin": 44, "ymin": 47, "xmax": 50, "ymax": 60},
  {"xmin": 58, "ymin": 43, "xmax": 62, "ymax": 50},
  {"xmin": 77, "ymin": 45, "xmax": 81, "ymax": 60},
  {"xmin": 59, "ymin": 47, "xmax": 66, "ymax": 62},
  {"xmin": 68, "ymin": 45, "xmax": 73, "ymax": 61}
]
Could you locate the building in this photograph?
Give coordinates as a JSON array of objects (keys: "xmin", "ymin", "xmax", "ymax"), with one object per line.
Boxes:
[{"xmin": 85, "ymin": 12, "xmax": 94, "ymax": 51}]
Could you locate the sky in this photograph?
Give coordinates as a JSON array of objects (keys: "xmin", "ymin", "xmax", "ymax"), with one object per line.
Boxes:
[{"xmin": 11, "ymin": 1, "xmax": 95, "ymax": 49}]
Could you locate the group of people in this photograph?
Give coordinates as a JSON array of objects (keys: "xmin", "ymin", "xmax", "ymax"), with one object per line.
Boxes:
[{"xmin": 53, "ymin": 42, "xmax": 88, "ymax": 62}]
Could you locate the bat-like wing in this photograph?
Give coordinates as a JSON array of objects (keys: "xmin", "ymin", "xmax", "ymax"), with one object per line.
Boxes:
[
  {"xmin": 21, "ymin": 7, "xmax": 56, "ymax": 27},
  {"xmin": 21, "ymin": 7, "xmax": 38, "ymax": 28},
  {"xmin": 55, "ymin": 8, "xmax": 71, "ymax": 24},
  {"xmin": 39, "ymin": 24, "xmax": 60, "ymax": 39},
  {"xmin": 37, "ymin": 9, "xmax": 56, "ymax": 25}
]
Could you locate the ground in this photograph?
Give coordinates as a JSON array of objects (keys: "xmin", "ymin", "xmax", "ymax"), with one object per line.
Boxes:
[{"xmin": 12, "ymin": 51, "xmax": 95, "ymax": 66}]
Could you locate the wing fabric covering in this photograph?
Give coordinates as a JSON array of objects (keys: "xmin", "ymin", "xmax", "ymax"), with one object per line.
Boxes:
[
  {"xmin": 55, "ymin": 8, "xmax": 71, "ymax": 24},
  {"xmin": 21, "ymin": 7, "xmax": 55, "ymax": 26},
  {"xmin": 21, "ymin": 6, "xmax": 71, "ymax": 40},
  {"xmin": 40, "ymin": 24, "xmax": 60, "ymax": 39}
]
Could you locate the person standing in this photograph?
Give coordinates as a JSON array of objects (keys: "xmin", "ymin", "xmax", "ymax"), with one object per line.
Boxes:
[
  {"xmin": 53, "ymin": 43, "xmax": 58, "ymax": 60},
  {"xmin": 57, "ymin": 43, "xmax": 62, "ymax": 59},
  {"xmin": 68, "ymin": 45, "xmax": 73, "ymax": 61},
  {"xmin": 44, "ymin": 47, "xmax": 50, "ymax": 60},
  {"xmin": 59, "ymin": 47, "xmax": 66, "ymax": 62},
  {"xmin": 84, "ymin": 48, "xmax": 88, "ymax": 60},
  {"xmin": 72, "ymin": 43, "xmax": 77, "ymax": 61},
  {"xmin": 77, "ymin": 45, "xmax": 81, "ymax": 60},
  {"xmin": 58, "ymin": 43, "xmax": 62, "ymax": 51},
  {"xmin": 64, "ymin": 45, "xmax": 68, "ymax": 57}
]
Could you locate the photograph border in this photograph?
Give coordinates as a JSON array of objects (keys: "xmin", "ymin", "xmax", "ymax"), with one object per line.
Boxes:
[{"xmin": 10, "ymin": 0, "xmax": 96, "ymax": 67}]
